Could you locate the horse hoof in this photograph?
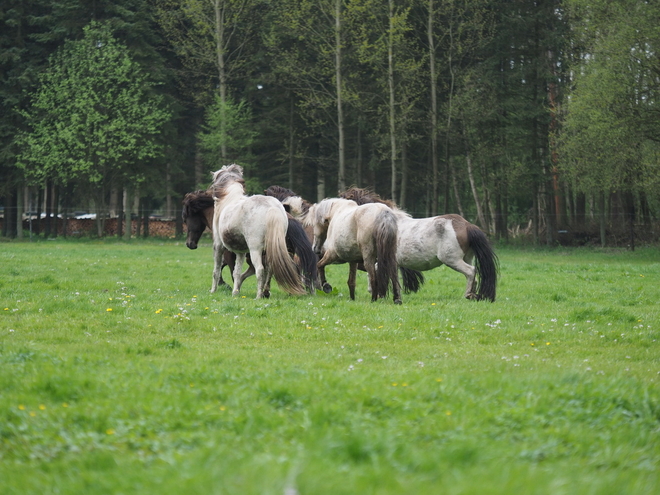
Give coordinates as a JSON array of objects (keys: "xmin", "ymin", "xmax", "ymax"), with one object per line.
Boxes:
[
  {"xmin": 263, "ymin": 291, "xmax": 271, "ymax": 299},
  {"xmin": 232, "ymin": 291, "xmax": 240, "ymax": 297},
  {"xmin": 394, "ymin": 299, "xmax": 402, "ymax": 305},
  {"xmin": 322, "ymin": 283, "xmax": 333, "ymax": 293}
]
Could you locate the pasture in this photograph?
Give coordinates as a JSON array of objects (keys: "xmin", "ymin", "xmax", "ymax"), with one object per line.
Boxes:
[{"xmin": 1, "ymin": 239, "xmax": 659, "ymax": 494}]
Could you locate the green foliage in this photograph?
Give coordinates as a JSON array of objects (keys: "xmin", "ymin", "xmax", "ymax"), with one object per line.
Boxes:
[
  {"xmin": 560, "ymin": 0, "xmax": 660, "ymax": 194},
  {"xmin": 16, "ymin": 21, "xmax": 170, "ymax": 188},
  {"xmin": 199, "ymin": 96, "xmax": 257, "ymax": 169},
  {"xmin": 1, "ymin": 241, "xmax": 659, "ymax": 493}
]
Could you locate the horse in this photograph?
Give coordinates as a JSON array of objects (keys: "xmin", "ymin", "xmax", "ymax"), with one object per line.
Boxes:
[
  {"xmin": 182, "ymin": 190, "xmax": 252, "ymax": 288},
  {"xmin": 182, "ymin": 189, "xmax": 318, "ymax": 292},
  {"xmin": 340, "ymin": 187, "xmax": 499, "ymax": 302},
  {"xmin": 208, "ymin": 164, "xmax": 313, "ymax": 299},
  {"xmin": 305, "ymin": 197, "xmax": 402, "ymax": 304},
  {"xmin": 265, "ymin": 185, "xmax": 424, "ymax": 298}
]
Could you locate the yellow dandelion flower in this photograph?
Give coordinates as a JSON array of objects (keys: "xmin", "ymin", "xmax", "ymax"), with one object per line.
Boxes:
[
  {"xmin": 446, "ymin": 411, "xmax": 452, "ymax": 416},
  {"xmin": 530, "ymin": 343, "xmax": 535, "ymax": 346},
  {"xmin": 431, "ymin": 303, "xmax": 436, "ymax": 306},
  {"xmin": 402, "ymin": 383, "xmax": 408, "ymax": 387},
  {"xmin": 62, "ymin": 403, "xmax": 69, "ymax": 408},
  {"xmin": 39, "ymin": 404, "xmax": 46, "ymax": 411},
  {"xmin": 106, "ymin": 429, "xmax": 115, "ymax": 435},
  {"xmin": 220, "ymin": 406, "xmax": 227, "ymax": 411},
  {"xmin": 436, "ymin": 378, "xmax": 443, "ymax": 382},
  {"xmin": 29, "ymin": 411, "xmax": 36, "ymax": 417},
  {"xmin": 392, "ymin": 383, "xmax": 398, "ymax": 387},
  {"xmin": 18, "ymin": 404, "xmax": 25, "ymax": 410},
  {"xmin": 106, "ymin": 308, "xmax": 113, "ymax": 312},
  {"xmin": 155, "ymin": 309, "xmax": 163, "ymax": 314},
  {"xmin": 546, "ymin": 342, "xmax": 551, "ymax": 345}
]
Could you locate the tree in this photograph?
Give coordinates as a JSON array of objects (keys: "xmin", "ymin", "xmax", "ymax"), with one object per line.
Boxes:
[
  {"xmin": 560, "ymin": 0, "xmax": 660, "ymax": 246},
  {"xmin": 16, "ymin": 21, "xmax": 170, "ymax": 236}
]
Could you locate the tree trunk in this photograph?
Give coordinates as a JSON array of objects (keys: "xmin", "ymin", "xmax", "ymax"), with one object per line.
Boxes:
[
  {"xmin": 356, "ymin": 122, "xmax": 363, "ymax": 187},
  {"xmin": 388, "ymin": 0, "xmax": 397, "ymax": 201},
  {"xmin": 44, "ymin": 181, "xmax": 52, "ymax": 238},
  {"xmin": 599, "ymin": 190, "xmax": 607, "ymax": 247},
  {"xmin": 142, "ymin": 198, "xmax": 150, "ymax": 238},
  {"xmin": 214, "ymin": 0, "xmax": 228, "ymax": 161},
  {"xmin": 166, "ymin": 163, "xmax": 173, "ymax": 220},
  {"xmin": 288, "ymin": 97, "xmax": 295, "ymax": 189},
  {"xmin": 399, "ymin": 141, "xmax": 407, "ymax": 208},
  {"xmin": 450, "ymin": 158, "xmax": 464, "ymax": 217},
  {"xmin": 335, "ymin": 0, "xmax": 346, "ymax": 192},
  {"xmin": 123, "ymin": 187, "xmax": 132, "ymax": 240},
  {"xmin": 444, "ymin": 18, "xmax": 456, "ymax": 215},
  {"xmin": 15, "ymin": 186, "xmax": 23, "ymax": 239},
  {"xmin": 575, "ymin": 191, "xmax": 586, "ymax": 230},
  {"xmin": 466, "ymin": 151, "xmax": 487, "ymax": 231},
  {"xmin": 52, "ymin": 185, "xmax": 60, "ymax": 238},
  {"xmin": 427, "ymin": 0, "xmax": 439, "ymax": 216}
]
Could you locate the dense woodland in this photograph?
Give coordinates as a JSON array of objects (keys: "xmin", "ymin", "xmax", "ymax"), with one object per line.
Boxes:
[{"xmin": 1, "ymin": 0, "xmax": 659, "ymax": 245}]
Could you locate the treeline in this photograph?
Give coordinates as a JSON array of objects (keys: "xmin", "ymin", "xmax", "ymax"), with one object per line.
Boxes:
[{"xmin": 1, "ymin": 0, "xmax": 659, "ymax": 245}]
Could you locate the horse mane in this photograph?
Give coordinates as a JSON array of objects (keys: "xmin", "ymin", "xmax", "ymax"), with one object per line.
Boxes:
[
  {"xmin": 265, "ymin": 185, "xmax": 313, "ymax": 216},
  {"xmin": 182, "ymin": 190, "xmax": 214, "ymax": 220},
  {"xmin": 264, "ymin": 185, "xmax": 297, "ymax": 201},
  {"xmin": 339, "ymin": 187, "xmax": 397, "ymax": 208},
  {"xmin": 210, "ymin": 164, "xmax": 245, "ymax": 200}
]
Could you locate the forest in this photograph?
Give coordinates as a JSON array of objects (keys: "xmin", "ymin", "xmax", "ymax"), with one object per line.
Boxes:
[{"xmin": 1, "ymin": 0, "xmax": 659, "ymax": 246}]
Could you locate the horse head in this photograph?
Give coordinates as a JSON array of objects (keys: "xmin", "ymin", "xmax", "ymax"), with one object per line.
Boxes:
[{"xmin": 182, "ymin": 191, "xmax": 214, "ymax": 250}]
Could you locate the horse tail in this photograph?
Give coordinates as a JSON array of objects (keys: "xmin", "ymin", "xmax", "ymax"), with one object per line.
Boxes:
[
  {"xmin": 264, "ymin": 209, "xmax": 307, "ymax": 296},
  {"xmin": 466, "ymin": 223, "xmax": 499, "ymax": 302},
  {"xmin": 400, "ymin": 267, "xmax": 425, "ymax": 294},
  {"xmin": 286, "ymin": 216, "xmax": 318, "ymax": 293},
  {"xmin": 374, "ymin": 209, "xmax": 400, "ymax": 300}
]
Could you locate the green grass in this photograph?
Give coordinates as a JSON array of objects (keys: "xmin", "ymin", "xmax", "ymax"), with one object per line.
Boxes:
[{"xmin": 1, "ymin": 239, "xmax": 659, "ymax": 494}]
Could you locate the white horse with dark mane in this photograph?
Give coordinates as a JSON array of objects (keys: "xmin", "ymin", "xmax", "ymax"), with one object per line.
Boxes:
[
  {"xmin": 305, "ymin": 197, "xmax": 403, "ymax": 304},
  {"xmin": 209, "ymin": 164, "xmax": 308, "ymax": 299},
  {"xmin": 339, "ymin": 188, "xmax": 498, "ymax": 302}
]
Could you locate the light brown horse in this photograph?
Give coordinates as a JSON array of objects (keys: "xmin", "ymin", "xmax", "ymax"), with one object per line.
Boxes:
[{"xmin": 265, "ymin": 185, "xmax": 424, "ymax": 299}]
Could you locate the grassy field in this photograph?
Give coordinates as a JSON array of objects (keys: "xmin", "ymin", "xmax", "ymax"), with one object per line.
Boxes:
[{"xmin": 1, "ymin": 238, "xmax": 659, "ymax": 494}]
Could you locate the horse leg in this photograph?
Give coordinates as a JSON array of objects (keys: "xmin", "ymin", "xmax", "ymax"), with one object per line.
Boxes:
[
  {"xmin": 319, "ymin": 265, "xmax": 332, "ymax": 293},
  {"xmin": 347, "ymin": 262, "xmax": 357, "ymax": 301},
  {"xmin": 446, "ymin": 259, "xmax": 477, "ymax": 300},
  {"xmin": 211, "ymin": 244, "xmax": 226, "ymax": 293},
  {"xmin": 249, "ymin": 249, "xmax": 267, "ymax": 299},
  {"xmin": 263, "ymin": 265, "xmax": 272, "ymax": 299},
  {"xmin": 392, "ymin": 268, "xmax": 402, "ymax": 305},
  {"xmin": 231, "ymin": 253, "xmax": 247, "ymax": 297},
  {"xmin": 363, "ymin": 259, "xmax": 378, "ymax": 302}
]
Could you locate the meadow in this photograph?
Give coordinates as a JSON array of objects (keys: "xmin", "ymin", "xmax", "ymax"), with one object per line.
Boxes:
[{"xmin": 1, "ymin": 238, "xmax": 659, "ymax": 494}]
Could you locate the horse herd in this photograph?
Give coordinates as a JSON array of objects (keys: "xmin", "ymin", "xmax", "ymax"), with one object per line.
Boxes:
[{"xmin": 182, "ymin": 164, "xmax": 499, "ymax": 304}]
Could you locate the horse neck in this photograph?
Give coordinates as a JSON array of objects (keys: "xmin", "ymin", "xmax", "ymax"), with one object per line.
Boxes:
[
  {"xmin": 202, "ymin": 206, "xmax": 214, "ymax": 231},
  {"xmin": 214, "ymin": 182, "xmax": 245, "ymax": 213}
]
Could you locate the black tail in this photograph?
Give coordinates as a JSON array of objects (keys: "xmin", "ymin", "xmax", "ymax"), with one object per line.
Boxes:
[
  {"xmin": 286, "ymin": 216, "xmax": 318, "ymax": 293},
  {"xmin": 400, "ymin": 267, "xmax": 425, "ymax": 293},
  {"xmin": 467, "ymin": 224, "xmax": 499, "ymax": 302},
  {"xmin": 374, "ymin": 210, "xmax": 401, "ymax": 301}
]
